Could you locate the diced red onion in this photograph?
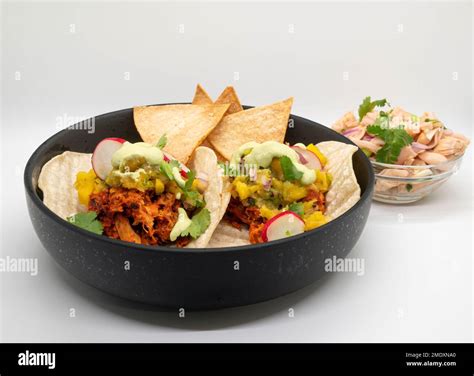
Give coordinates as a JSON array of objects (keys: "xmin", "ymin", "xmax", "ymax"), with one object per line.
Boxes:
[
  {"xmin": 291, "ymin": 146, "xmax": 322, "ymax": 170},
  {"xmin": 196, "ymin": 172, "xmax": 208, "ymax": 183},
  {"xmin": 291, "ymin": 146, "xmax": 308, "ymax": 164},
  {"xmin": 411, "ymin": 142, "xmax": 430, "ymax": 153},
  {"xmin": 342, "ymin": 127, "xmax": 361, "ymax": 136},
  {"xmin": 195, "ymin": 172, "xmax": 209, "ymax": 192},
  {"xmin": 443, "ymin": 129, "xmax": 453, "ymax": 136},
  {"xmin": 261, "ymin": 175, "xmax": 272, "ymax": 191},
  {"xmin": 363, "ymin": 134, "xmax": 374, "ymax": 141}
]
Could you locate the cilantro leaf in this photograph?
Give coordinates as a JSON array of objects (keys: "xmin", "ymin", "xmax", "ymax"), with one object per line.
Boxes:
[
  {"xmin": 180, "ymin": 209, "xmax": 211, "ymax": 239},
  {"xmin": 279, "ymin": 156, "xmax": 303, "ymax": 181},
  {"xmin": 367, "ymin": 124, "xmax": 413, "ymax": 164},
  {"xmin": 160, "ymin": 159, "xmax": 180, "ymax": 181},
  {"xmin": 373, "ymin": 110, "xmax": 390, "ymax": 128},
  {"xmin": 67, "ymin": 212, "xmax": 103, "ymax": 235},
  {"xmin": 358, "ymin": 96, "xmax": 389, "ymax": 121},
  {"xmin": 181, "ymin": 170, "xmax": 204, "ymax": 207},
  {"xmin": 288, "ymin": 202, "xmax": 304, "ymax": 217},
  {"xmin": 184, "ymin": 190, "xmax": 204, "ymax": 208},
  {"xmin": 161, "ymin": 161, "xmax": 203, "ymax": 207},
  {"xmin": 184, "ymin": 170, "xmax": 195, "ymax": 191},
  {"xmin": 159, "ymin": 161, "xmax": 173, "ymax": 180},
  {"xmin": 169, "ymin": 159, "xmax": 180, "ymax": 169},
  {"xmin": 156, "ymin": 134, "xmax": 167, "ymax": 149}
]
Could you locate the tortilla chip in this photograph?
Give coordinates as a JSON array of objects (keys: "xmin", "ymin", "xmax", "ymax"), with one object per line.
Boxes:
[
  {"xmin": 196, "ymin": 85, "xmax": 244, "ymax": 153},
  {"xmin": 192, "ymin": 84, "xmax": 213, "ymax": 105},
  {"xmin": 316, "ymin": 141, "xmax": 361, "ymax": 220},
  {"xmin": 38, "ymin": 151, "xmax": 92, "ymax": 219},
  {"xmin": 215, "ymin": 86, "xmax": 243, "ymax": 115},
  {"xmin": 134, "ymin": 104, "xmax": 229, "ymax": 164},
  {"xmin": 186, "ymin": 147, "xmax": 231, "ymax": 248},
  {"xmin": 208, "ymin": 222, "xmax": 250, "ymax": 248},
  {"xmin": 207, "ymin": 97, "xmax": 293, "ymax": 160}
]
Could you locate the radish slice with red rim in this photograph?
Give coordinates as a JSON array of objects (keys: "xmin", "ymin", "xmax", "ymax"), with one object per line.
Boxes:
[
  {"xmin": 92, "ymin": 138, "xmax": 126, "ymax": 180},
  {"xmin": 262, "ymin": 211, "xmax": 305, "ymax": 242},
  {"xmin": 163, "ymin": 152, "xmax": 189, "ymax": 178},
  {"xmin": 291, "ymin": 146, "xmax": 322, "ymax": 170}
]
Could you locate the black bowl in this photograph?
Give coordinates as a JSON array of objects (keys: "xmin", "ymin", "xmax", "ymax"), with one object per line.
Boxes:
[{"xmin": 24, "ymin": 105, "xmax": 374, "ymax": 310}]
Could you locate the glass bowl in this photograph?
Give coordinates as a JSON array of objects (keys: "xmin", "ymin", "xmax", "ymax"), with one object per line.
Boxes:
[{"xmin": 371, "ymin": 155, "xmax": 464, "ymax": 204}]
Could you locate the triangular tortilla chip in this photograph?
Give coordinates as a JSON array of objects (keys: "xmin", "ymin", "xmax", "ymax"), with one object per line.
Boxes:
[
  {"xmin": 207, "ymin": 97, "xmax": 293, "ymax": 161},
  {"xmin": 193, "ymin": 85, "xmax": 244, "ymax": 156},
  {"xmin": 192, "ymin": 84, "xmax": 213, "ymax": 105},
  {"xmin": 215, "ymin": 86, "xmax": 243, "ymax": 115},
  {"xmin": 134, "ymin": 104, "xmax": 229, "ymax": 164}
]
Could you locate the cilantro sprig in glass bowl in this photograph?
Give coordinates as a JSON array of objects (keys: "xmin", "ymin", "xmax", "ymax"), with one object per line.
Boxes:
[{"xmin": 332, "ymin": 97, "xmax": 470, "ymax": 203}]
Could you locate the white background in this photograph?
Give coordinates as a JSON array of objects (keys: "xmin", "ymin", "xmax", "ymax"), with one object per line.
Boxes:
[{"xmin": 1, "ymin": 1, "xmax": 472, "ymax": 342}]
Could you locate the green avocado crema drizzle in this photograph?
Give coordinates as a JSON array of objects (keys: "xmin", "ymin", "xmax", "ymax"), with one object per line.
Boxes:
[
  {"xmin": 110, "ymin": 141, "xmax": 188, "ymax": 188},
  {"xmin": 230, "ymin": 141, "xmax": 316, "ymax": 185},
  {"xmin": 170, "ymin": 208, "xmax": 192, "ymax": 241},
  {"xmin": 111, "ymin": 142, "xmax": 164, "ymax": 169}
]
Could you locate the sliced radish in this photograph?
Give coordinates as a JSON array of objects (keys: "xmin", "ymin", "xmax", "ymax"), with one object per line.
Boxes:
[
  {"xmin": 92, "ymin": 138, "xmax": 126, "ymax": 180},
  {"xmin": 262, "ymin": 211, "xmax": 305, "ymax": 242},
  {"xmin": 163, "ymin": 151, "xmax": 189, "ymax": 178},
  {"xmin": 291, "ymin": 146, "xmax": 322, "ymax": 170}
]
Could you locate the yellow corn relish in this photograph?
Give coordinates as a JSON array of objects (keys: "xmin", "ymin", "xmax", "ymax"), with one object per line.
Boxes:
[
  {"xmin": 315, "ymin": 170, "xmax": 332, "ymax": 192},
  {"xmin": 191, "ymin": 178, "xmax": 207, "ymax": 193},
  {"xmin": 260, "ymin": 205, "xmax": 280, "ymax": 220},
  {"xmin": 303, "ymin": 211, "xmax": 327, "ymax": 231},
  {"xmin": 74, "ymin": 169, "xmax": 105, "ymax": 206},
  {"xmin": 155, "ymin": 178, "xmax": 165, "ymax": 194},
  {"xmin": 280, "ymin": 181, "xmax": 307, "ymax": 203},
  {"xmin": 270, "ymin": 179, "xmax": 307, "ymax": 203},
  {"xmin": 232, "ymin": 180, "xmax": 261, "ymax": 200}
]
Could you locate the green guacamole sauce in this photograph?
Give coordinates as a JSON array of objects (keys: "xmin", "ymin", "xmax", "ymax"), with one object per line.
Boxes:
[{"xmin": 230, "ymin": 141, "xmax": 316, "ymax": 185}]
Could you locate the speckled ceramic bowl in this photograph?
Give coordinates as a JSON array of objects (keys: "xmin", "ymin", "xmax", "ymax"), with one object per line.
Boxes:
[{"xmin": 24, "ymin": 105, "xmax": 374, "ymax": 310}]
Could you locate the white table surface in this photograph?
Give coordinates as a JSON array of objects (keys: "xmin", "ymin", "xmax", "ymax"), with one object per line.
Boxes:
[{"xmin": 1, "ymin": 1, "xmax": 472, "ymax": 343}]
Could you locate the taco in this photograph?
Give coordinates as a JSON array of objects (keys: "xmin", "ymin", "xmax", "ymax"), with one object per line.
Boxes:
[
  {"xmin": 213, "ymin": 140, "xmax": 360, "ymax": 245},
  {"xmin": 38, "ymin": 138, "xmax": 228, "ymax": 248}
]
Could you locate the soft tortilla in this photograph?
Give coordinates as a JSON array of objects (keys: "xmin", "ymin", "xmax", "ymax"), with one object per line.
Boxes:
[
  {"xmin": 210, "ymin": 141, "xmax": 361, "ymax": 246},
  {"xmin": 316, "ymin": 141, "xmax": 360, "ymax": 220},
  {"xmin": 208, "ymin": 222, "xmax": 250, "ymax": 248},
  {"xmin": 38, "ymin": 151, "xmax": 93, "ymax": 219},
  {"xmin": 208, "ymin": 97, "xmax": 293, "ymax": 161},
  {"xmin": 134, "ymin": 104, "xmax": 229, "ymax": 164},
  {"xmin": 39, "ymin": 148, "xmax": 229, "ymax": 248},
  {"xmin": 215, "ymin": 86, "xmax": 243, "ymax": 115},
  {"xmin": 199, "ymin": 139, "xmax": 227, "ymax": 161},
  {"xmin": 186, "ymin": 146, "xmax": 231, "ymax": 248},
  {"xmin": 192, "ymin": 84, "xmax": 213, "ymax": 105}
]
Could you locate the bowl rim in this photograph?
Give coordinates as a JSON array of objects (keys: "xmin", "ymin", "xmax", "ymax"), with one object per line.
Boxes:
[{"xmin": 24, "ymin": 104, "xmax": 375, "ymax": 255}]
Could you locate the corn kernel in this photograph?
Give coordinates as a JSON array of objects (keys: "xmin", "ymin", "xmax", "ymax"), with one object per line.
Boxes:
[
  {"xmin": 74, "ymin": 169, "xmax": 97, "ymax": 206},
  {"xmin": 304, "ymin": 211, "xmax": 327, "ymax": 231},
  {"xmin": 155, "ymin": 179, "xmax": 165, "ymax": 194}
]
